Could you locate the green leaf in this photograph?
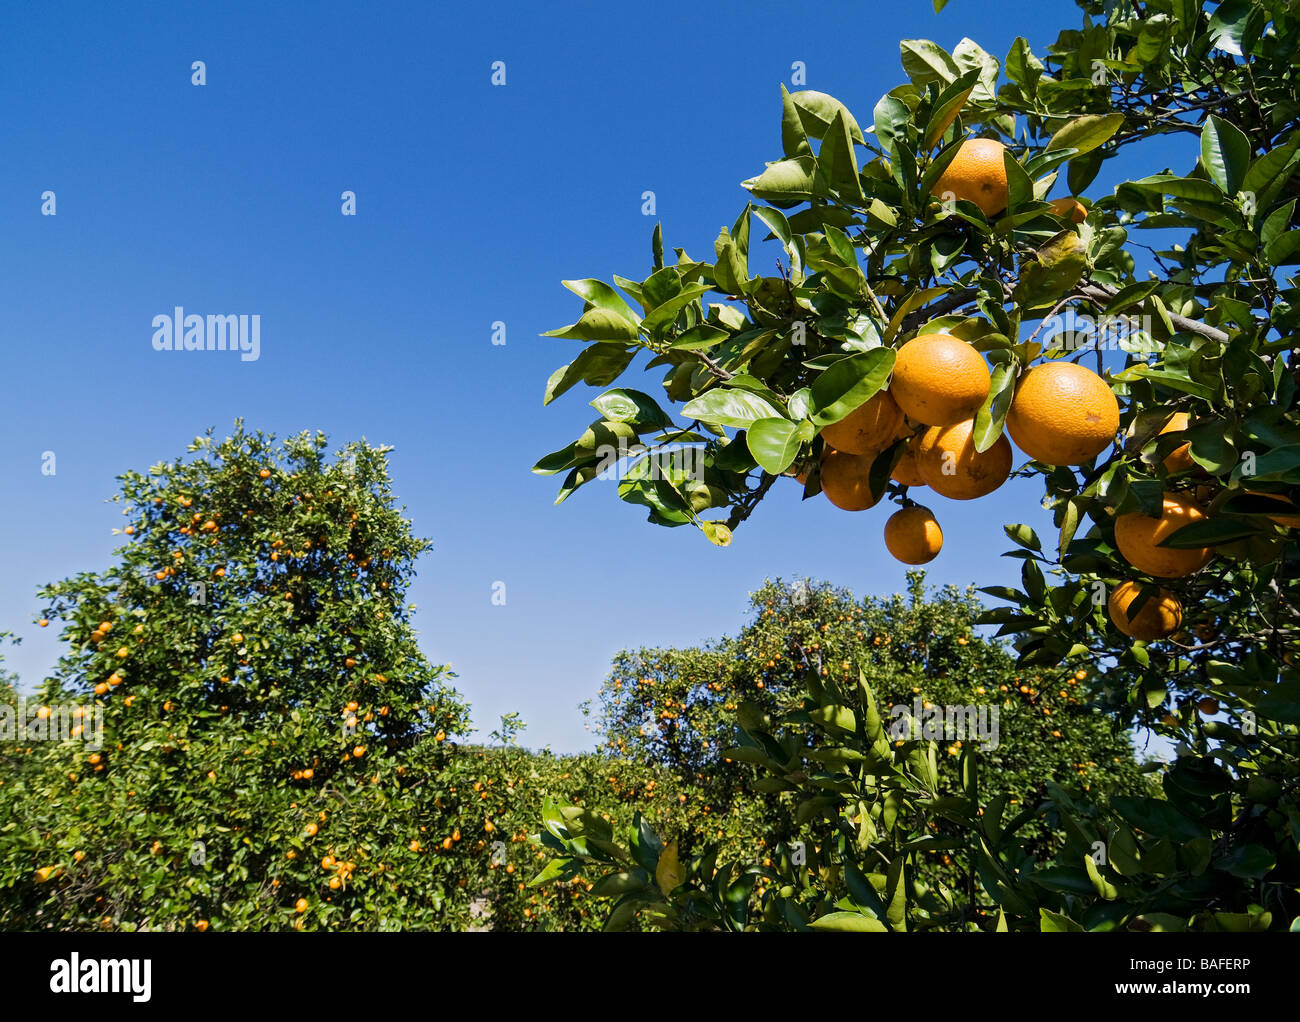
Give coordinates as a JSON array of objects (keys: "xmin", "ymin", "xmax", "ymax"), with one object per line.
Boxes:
[
  {"xmin": 924, "ymin": 70, "xmax": 979, "ymax": 149},
  {"xmin": 1208, "ymin": 0, "xmax": 1250, "ymax": 55},
  {"xmin": 1083, "ymin": 855, "xmax": 1119, "ymax": 900},
  {"xmin": 1242, "ymin": 135, "xmax": 1300, "ymax": 207},
  {"xmin": 809, "ymin": 911, "xmax": 887, "ymax": 932},
  {"xmin": 780, "ymin": 84, "xmax": 811, "ymax": 158},
  {"xmin": 682, "ymin": 388, "xmax": 784, "ymax": 429},
  {"xmin": 972, "ymin": 359, "xmax": 1016, "ymax": 452},
  {"xmin": 1039, "ymin": 908, "xmax": 1085, "ymax": 932},
  {"xmin": 561, "ymin": 279, "xmax": 641, "ymax": 325},
  {"xmin": 590, "ymin": 388, "xmax": 672, "ymax": 428},
  {"xmin": 820, "ymin": 110, "xmax": 865, "ymax": 202},
  {"xmin": 543, "ymin": 345, "xmax": 636, "ymax": 405},
  {"xmin": 885, "ymin": 856, "xmax": 907, "ymax": 930},
  {"xmin": 1045, "ymin": 113, "xmax": 1124, "ymax": 157},
  {"xmin": 1201, "ymin": 115, "xmax": 1251, "ymax": 196},
  {"xmin": 790, "ymin": 91, "xmax": 866, "ymax": 145},
  {"xmin": 747, "ymin": 418, "xmax": 804, "ymax": 475},
  {"xmin": 1215, "ymin": 844, "xmax": 1276, "ymax": 880},
  {"xmin": 900, "ymin": 39, "xmax": 960, "ymax": 86},
  {"xmin": 809, "ymin": 348, "xmax": 897, "ymax": 427},
  {"xmin": 642, "ymin": 283, "xmax": 712, "ymax": 335},
  {"xmin": 543, "ymin": 307, "xmax": 641, "ymax": 343},
  {"xmin": 742, "ymin": 156, "xmax": 822, "ymax": 204}
]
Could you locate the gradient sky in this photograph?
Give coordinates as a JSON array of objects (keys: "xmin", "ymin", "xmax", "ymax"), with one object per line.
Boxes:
[{"xmin": 0, "ymin": 0, "xmax": 1196, "ymax": 752}]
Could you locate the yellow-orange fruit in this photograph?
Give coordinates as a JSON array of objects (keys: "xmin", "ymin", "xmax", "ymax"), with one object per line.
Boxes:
[
  {"xmin": 890, "ymin": 438, "xmax": 927, "ymax": 488},
  {"xmin": 819, "ymin": 391, "xmax": 904, "ymax": 456},
  {"xmin": 1048, "ymin": 197, "xmax": 1087, "ymax": 224},
  {"xmin": 1159, "ymin": 412, "xmax": 1195, "ymax": 474},
  {"xmin": 884, "ymin": 506, "xmax": 943, "ymax": 564},
  {"xmin": 1108, "ymin": 581, "xmax": 1182, "ymax": 640},
  {"xmin": 916, "ymin": 419, "xmax": 1012, "ymax": 500},
  {"xmin": 931, "ymin": 138, "xmax": 1009, "ymax": 218},
  {"xmin": 819, "ymin": 449, "xmax": 884, "ymax": 511},
  {"xmin": 1113, "ymin": 492, "xmax": 1213, "ymax": 578},
  {"xmin": 890, "ymin": 334, "xmax": 991, "ymax": 427},
  {"xmin": 1005, "ymin": 362, "xmax": 1119, "ymax": 465},
  {"xmin": 1243, "ymin": 491, "xmax": 1300, "ymax": 528}
]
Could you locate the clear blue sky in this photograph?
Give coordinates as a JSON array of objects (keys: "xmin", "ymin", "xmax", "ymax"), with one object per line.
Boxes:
[{"xmin": 0, "ymin": 0, "xmax": 1193, "ymax": 751}]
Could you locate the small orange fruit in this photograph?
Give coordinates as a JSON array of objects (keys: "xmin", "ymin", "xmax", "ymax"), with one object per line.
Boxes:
[
  {"xmin": 883, "ymin": 506, "xmax": 943, "ymax": 564},
  {"xmin": 1156, "ymin": 413, "xmax": 1193, "ymax": 473},
  {"xmin": 890, "ymin": 334, "xmax": 991, "ymax": 426},
  {"xmin": 916, "ymin": 419, "xmax": 1012, "ymax": 500},
  {"xmin": 294, "ymin": 898, "xmax": 309, "ymax": 913},
  {"xmin": 819, "ymin": 448, "xmax": 885, "ymax": 511},
  {"xmin": 1048, "ymin": 197, "xmax": 1087, "ymax": 223},
  {"xmin": 1005, "ymin": 362, "xmax": 1118, "ymax": 465},
  {"xmin": 889, "ymin": 437, "xmax": 927, "ymax": 488},
  {"xmin": 931, "ymin": 138, "xmax": 1009, "ymax": 218},
  {"xmin": 1108, "ymin": 581, "xmax": 1182, "ymax": 640},
  {"xmin": 818, "ymin": 391, "xmax": 903, "ymax": 456},
  {"xmin": 1113, "ymin": 493, "xmax": 1213, "ymax": 578}
]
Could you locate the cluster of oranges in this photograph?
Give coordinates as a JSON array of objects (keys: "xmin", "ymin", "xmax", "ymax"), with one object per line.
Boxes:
[
  {"xmin": 787, "ymin": 135, "xmax": 1284, "ymax": 643},
  {"xmin": 805, "ymin": 332, "xmax": 1118, "ymax": 571}
]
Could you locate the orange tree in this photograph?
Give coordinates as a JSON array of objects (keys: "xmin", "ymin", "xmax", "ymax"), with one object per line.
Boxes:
[
  {"xmin": 596, "ymin": 576, "xmax": 1147, "ymax": 855},
  {"xmin": 534, "ymin": 0, "xmax": 1300, "ymax": 930},
  {"xmin": 0, "ymin": 423, "xmax": 483, "ymax": 931}
]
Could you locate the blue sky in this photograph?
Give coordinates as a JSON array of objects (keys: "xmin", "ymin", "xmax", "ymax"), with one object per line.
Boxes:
[{"xmin": 0, "ymin": 0, "xmax": 1194, "ymax": 752}]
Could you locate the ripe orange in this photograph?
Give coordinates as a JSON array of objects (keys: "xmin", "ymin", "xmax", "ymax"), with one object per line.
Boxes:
[
  {"xmin": 1048, "ymin": 197, "xmax": 1087, "ymax": 224},
  {"xmin": 1158, "ymin": 412, "xmax": 1195, "ymax": 474},
  {"xmin": 259, "ymin": 469, "xmax": 271, "ymax": 479},
  {"xmin": 889, "ymin": 437, "xmax": 927, "ymax": 488},
  {"xmin": 1005, "ymin": 362, "xmax": 1119, "ymax": 465},
  {"xmin": 1244, "ymin": 491, "xmax": 1300, "ymax": 528},
  {"xmin": 818, "ymin": 391, "xmax": 903, "ymax": 456},
  {"xmin": 304, "ymin": 823, "xmax": 318, "ymax": 837},
  {"xmin": 1108, "ymin": 581, "xmax": 1182, "ymax": 640},
  {"xmin": 1114, "ymin": 493, "xmax": 1213, "ymax": 578},
  {"xmin": 884, "ymin": 506, "xmax": 943, "ymax": 564},
  {"xmin": 352, "ymin": 745, "xmax": 365, "ymax": 758},
  {"xmin": 38, "ymin": 619, "xmax": 49, "ymax": 627},
  {"xmin": 328, "ymin": 876, "xmax": 342, "ymax": 890},
  {"xmin": 931, "ymin": 138, "xmax": 1009, "ymax": 218},
  {"xmin": 294, "ymin": 898, "xmax": 309, "ymax": 914},
  {"xmin": 916, "ymin": 419, "xmax": 1012, "ymax": 500},
  {"xmin": 819, "ymin": 448, "xmax": 884, "ymax": 511},
  {"xmin": 1197, "ymin": 697, "xmax": 1220, "ymax": 715},
  {"xmin": 889, "ymin": 334, "xmax": 990, "ymax": 426}
]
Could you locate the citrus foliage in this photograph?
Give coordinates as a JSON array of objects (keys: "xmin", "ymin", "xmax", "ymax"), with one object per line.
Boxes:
[
  {"xmin": 597, "ymin": 576, "xmax": 1146, "ymax": 848},
  {"xmin": 536, "ymin": 0, "xmax": 1300, "ymax": 930},
  {"xmin": 0, "ymin": 426, "xmax": 724, "ymax": 932}
]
